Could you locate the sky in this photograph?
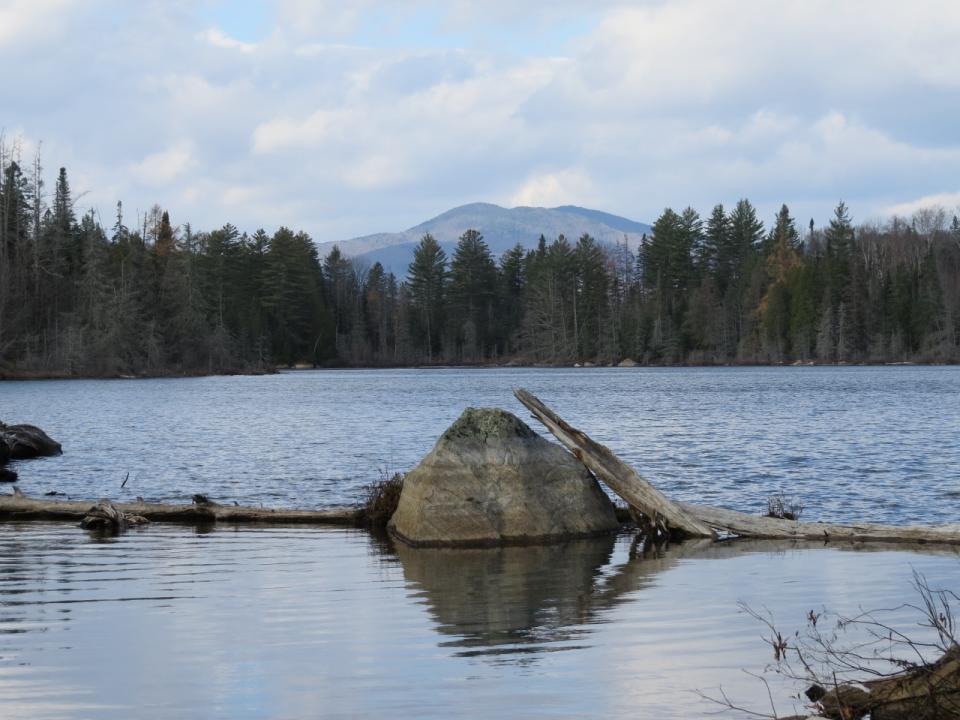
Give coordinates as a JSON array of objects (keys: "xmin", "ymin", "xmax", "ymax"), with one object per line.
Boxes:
[{"xmin": 2, "ymin": 0, "xmax": 959, "ymax": 242}]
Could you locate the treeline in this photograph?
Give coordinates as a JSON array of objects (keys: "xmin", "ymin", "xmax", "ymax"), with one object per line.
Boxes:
[{"xmin": 1, "ymin": 152, "xmax": 959, "ymax": 376}]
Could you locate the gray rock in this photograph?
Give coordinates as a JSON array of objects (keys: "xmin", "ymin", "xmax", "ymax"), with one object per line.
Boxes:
[
  {"xmin": 0, "ymin": 423, "xmax": 62, "ymax": 460},
  {"xmin": 388, "ymin": 408, "xmax": 619, "ymax": 547}
]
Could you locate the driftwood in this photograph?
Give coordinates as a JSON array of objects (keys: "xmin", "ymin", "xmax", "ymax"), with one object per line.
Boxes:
[
  {"xmin": 80, "ymin": 499, "xmax": 150, "ymax": 532},
  {"xmin": 513, "ymin": 388, "xmax": 715, "ymax": 539},
  {"xmin": 864, "ymin": 645, "xmax": 960, "ymax": 719},
  {"xmin": 514, "ymin": 388, "xmax": 960, "ymax": 546},
  {"xmin": 798, "ymin": 647, "xmax": 960, "ymax": 719},
  {"xmin": 680, "ymin": 502, "xmax": 960, "ymax": 545},
  {"xmin": 0, "ymin": 491, "xmax": 361, "ymax": 526}
]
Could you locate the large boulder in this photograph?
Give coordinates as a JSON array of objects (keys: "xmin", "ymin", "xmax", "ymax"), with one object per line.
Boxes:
[
  {"xmin": 0, "ymin": 423, "xmax": 62, "ymax": 461},
  {"xmin": 388, "ymin": 408, "xmax": 619, "ymax": 547}
]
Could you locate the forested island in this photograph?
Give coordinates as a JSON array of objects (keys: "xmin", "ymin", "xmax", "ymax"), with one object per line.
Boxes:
[{"xmin": 1, "ymin": 152, "xmax": 959, "ymax": 377}]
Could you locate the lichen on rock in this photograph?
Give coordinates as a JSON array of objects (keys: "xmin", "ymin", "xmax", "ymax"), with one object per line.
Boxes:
[{"xmin": 440, "ymin": 407, "xmax": 538, "ymax": 442}]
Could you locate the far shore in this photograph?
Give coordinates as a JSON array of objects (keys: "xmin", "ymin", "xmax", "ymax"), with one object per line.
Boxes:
[{"xmin": 1, "ymin": 358, "xmax": 954, "ymax": 382}]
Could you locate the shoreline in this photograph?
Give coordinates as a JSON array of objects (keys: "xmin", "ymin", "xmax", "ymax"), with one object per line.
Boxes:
[{"xmin": 1, "ymin": 359, "xmax": 955, "ymax": 381}]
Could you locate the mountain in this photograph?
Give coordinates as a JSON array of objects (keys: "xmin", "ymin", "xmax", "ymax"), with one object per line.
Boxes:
[{"xmin": 317, "ymin": 202, "xmax": 651, "ymax": 275}]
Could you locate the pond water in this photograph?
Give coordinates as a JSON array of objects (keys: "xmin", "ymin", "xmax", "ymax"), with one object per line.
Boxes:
[
  {"xmin": 2, "ymin": 366, "xmax": 960, "ymax": 523},
  {"xmin": 2, "ymin": 367, "xmax": 959, "ymax": 718},
  {"xmin": 0, "ymin": 524, "xmax": 956, "ymax": 720}
]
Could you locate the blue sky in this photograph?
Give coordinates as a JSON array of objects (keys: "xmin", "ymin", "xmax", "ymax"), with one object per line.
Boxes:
[
  {"xmin": 199, "ymin": 0, "xmax": 272, "ymax": 43},
  {"xmin": 2, "ymin": 0, "xmax": 959, "ymax": 242}
]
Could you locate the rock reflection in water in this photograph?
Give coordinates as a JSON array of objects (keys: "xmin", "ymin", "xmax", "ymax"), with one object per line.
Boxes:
[{"xmin": 394, "ymin": 533, "xmax": 717, "ymax": 660}]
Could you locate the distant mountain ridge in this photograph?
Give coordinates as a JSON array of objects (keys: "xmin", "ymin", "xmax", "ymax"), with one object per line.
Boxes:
[{"xmin": 317, "ymin": 202, "xmax": 652, "ymax": 275}]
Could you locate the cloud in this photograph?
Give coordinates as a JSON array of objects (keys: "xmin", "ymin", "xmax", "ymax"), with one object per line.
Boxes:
[
  {"xmin": 885, "ymin": 192, "xmax": 960, "ymax": 218},
  {"xmin": 510, "ymin": 169, "xmax": 594, "ymax": 208},
  {"xmin": 252, "ymin": 111, "xmax": 332, "ymax": 154},
  {"xmin": 130, "ymin": 142, "xmax": 197, "ymax": 187},
  {"xmin": 2, "ymin": 0, "xmax": 959, "ymax": 242},
  {"xmin": 201, "ymin": 27, "xmax": 258, "ymax": 53},
  {"xmin": 0, "ymin": 0, "xmax": 76, "ymax": 48}
]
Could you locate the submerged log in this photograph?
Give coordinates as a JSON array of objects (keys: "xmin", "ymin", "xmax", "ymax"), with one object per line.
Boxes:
[
  {"xmin": 0, "ymin": 491, "xmax": 361, "ymax": 526},
  {"xmin": 514, "ymin": 387, "xmax": 960, "ymax": 547},
  {"xmin": 513, "ymin": 388, "xmax": 715, "ymax": 539}
]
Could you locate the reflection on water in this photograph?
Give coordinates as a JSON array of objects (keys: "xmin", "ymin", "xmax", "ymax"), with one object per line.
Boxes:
[
  {"xmin": 396, "ymin": 535, "xmax": 733, "ymax": 661},
  {"xmin": 397, "ymin": 536, "xmax": 619, "ymax": 656},
  {"xmin": 1, "ymin": 523, "xmax": 957, "ymax": 719}
]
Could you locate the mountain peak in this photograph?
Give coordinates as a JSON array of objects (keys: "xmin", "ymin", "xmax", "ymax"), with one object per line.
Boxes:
[{"xmin": 318, "ymin": 203, "xmax": 651, "ymax": 275}]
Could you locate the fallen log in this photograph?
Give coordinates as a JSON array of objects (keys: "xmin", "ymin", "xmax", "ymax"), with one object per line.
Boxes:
[
  {"xmin": 865, "ymin": 645, "xmax": 960, "ymax": 719},
  {"xmin": 680, "ymin": 502, "xmax": 960, "ymax": 545},
  {"xmin": 0, "ymin": 491, "xmax": 361, "ymax": 526},
  {"xmin": 513, "ymin": 388, "xmax": 715, "ymax": 539},
  {"xmin": 795, "ymin": 646, "xmax": 960, "ymax": 719},
  {"xmin": 514, "ymin": 388, "xmax": 960, "ymax": 547}
]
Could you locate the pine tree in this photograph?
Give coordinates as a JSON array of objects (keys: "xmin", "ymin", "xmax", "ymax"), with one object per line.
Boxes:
[
  {"xmin": 701, "ymin": 204, "xmax": 728, "ymax": 282},
  {"xmin": 574, "ymin": 233, "xmax": 609, "ymax": 360},
  {"xmin": 760, "ymin": 205, "xmax": 802, "ymax": 359},
  {"xmin": 448, "ymin": 229, "xmax": 497, "ymax": 360},
  {"xmin": 407, "ymin": 234, "xmax": 447, "ymax": 361},
  {"xmin": 497, "ymin": 243, "xmax": 526, "ymax": 355}
]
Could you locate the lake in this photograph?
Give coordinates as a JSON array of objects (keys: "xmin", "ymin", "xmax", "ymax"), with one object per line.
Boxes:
[
  {"xmin": 0, "ymin": 524, "xmax": 957, "ymax": 720},
  {"xmin": 2, "ymin": 366, "xmax": 959, "ymax": 522},
  {"xmin": 1, "ymin": 367, "xmax": 959, "ymax": 719}
]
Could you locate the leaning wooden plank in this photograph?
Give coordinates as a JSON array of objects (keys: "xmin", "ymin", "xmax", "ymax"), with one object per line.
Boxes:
[
  {"xmin": 680, "ymin": 502, "xmax": 960, "ymax": 545},
  {"xmin": 0, "ymin": 492, "xmax": 361, "ymax": 526},
  {"xmin": 513, "ymin": 388, "xmax": 715, "ymax": 539}
]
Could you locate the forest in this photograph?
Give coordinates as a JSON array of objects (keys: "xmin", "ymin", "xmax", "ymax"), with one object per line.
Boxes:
[{"xmin": 1, "ymin": 148, "xmax": 959, "ymax": 377}]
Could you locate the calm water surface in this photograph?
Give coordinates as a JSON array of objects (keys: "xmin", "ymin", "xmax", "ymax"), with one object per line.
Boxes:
[
  {"xmin": 1, "ymin": 367, "xmax": 959, "ymax": 718},
  {"xmin": 0, "ymin": 524, "xmax": 957, "ymax": 720},
  {"xmin": 2, "ymin": 366, "xmax": 959, "ymax": 523}
]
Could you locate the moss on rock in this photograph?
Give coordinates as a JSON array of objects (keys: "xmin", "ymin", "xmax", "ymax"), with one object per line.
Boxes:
[{"xmin": 440, "ymin": 408, "xmax": 538, "ymax": 442}]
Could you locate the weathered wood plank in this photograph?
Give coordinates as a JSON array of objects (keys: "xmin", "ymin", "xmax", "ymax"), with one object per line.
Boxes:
[
  {"xmin": 513, "ymin": 388, "xmax": 716, "ymax": 539},
  {"xmin": 681, "ymin": 502, "xmax": 960, "ymax": 545}
]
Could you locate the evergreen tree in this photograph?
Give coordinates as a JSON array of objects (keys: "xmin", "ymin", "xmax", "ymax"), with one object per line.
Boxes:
[
  {"xmin": 448, "ymin": 229, "xmax": 497, "ymax": 360},
  {"xmin": 701, "ymin": 204, "xmax": 728, "ymax": 282},
  {"xmin": 407, "ymin": 234, "xmax": 447, "ymax": 361},
  {"xmin": 574, "ymin": 233, "xmax": 609, "ymax": 359},
  {"xmin": 760, "ymin": 205, "xmax": 801, "ymax": 358},
  {"xmin": 497, "ymin": 243, "xmax": 526, "ymax": 354},
  {"xmin": 2, "ymin": 148, "xmax": 959, "ymax": 373}
]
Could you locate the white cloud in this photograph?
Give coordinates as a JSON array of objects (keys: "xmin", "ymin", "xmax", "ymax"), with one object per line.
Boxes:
[
  {"xmin": 0, "ymin": 0, "xmax": 75, "ymax": 48},
  {"xmin": 274, "ymin": 0, "xmax": 372, "ymax": 37},
  {"xmin": 885, "ymin": 193, "xmax": 960, "ymax": 218},
  {"xmin": 201, "ymin": 28, "xmax": 258, "ymax": 54},
  {"xmin": 130, "ymin": 142, "xmax": 196, "ymax": 187},
  {"xmin": 252, "ymin": 111, "xmax": 333, "ymax": 154},
  {"xmin": 3, "ymin": 0, "xmax": 960, "ymax": 241},
  {"xmin": 510, "ymin": 169, "xmax": 594, "ymax": 208}
]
